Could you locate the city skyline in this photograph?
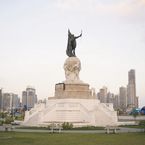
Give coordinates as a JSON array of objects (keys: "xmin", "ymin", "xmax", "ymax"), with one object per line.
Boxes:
[
  {"xmin": 0, "ymin": 0, "xmax": 145, "ymax": 107},
  {"xmin": 0, "ymin": 69, "xmax": 140, "ymax": 109}
]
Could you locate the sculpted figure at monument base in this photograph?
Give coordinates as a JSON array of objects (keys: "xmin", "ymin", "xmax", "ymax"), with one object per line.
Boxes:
[{"xmin": 63, "ymin": 57, "xmax": 82, "ymax": 83}]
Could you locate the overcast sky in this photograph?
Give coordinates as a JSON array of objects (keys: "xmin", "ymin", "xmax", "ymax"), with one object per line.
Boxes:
[{"xmin": 0, "ymin": 0, "xmax": 145, "ymax": 107}]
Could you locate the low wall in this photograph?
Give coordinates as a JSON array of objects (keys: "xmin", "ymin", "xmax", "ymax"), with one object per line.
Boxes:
[{"xmin": 118, "ymin": 116, "xmax": 145, "ymax": 121}]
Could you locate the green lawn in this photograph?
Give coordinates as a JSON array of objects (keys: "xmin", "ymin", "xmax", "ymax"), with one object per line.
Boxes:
[
  {"xmin": 0, "ymin": 132, "xmax": 145, "ymax": 145},
  {"xmin": 119, "ymin": 125, "xmax": 145, "ymax": 129},
  {"xmin": 17, "ymin": 126, "xmax": 104, "ymax": 130}
]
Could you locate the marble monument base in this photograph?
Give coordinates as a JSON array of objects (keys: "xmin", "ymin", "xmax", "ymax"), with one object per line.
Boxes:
[
  {"xmin": 23, "ymin": 56, "xmax": 118, "ymax": 127},
  {"xmin": 23, "ymin": 99, "xmax": 118, "ymax": 127}
]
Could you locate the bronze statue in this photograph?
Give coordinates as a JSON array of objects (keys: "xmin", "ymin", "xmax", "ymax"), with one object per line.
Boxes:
[{"xmin": 66, "ymin": 29, "xmax": 82, "ymax": 57}]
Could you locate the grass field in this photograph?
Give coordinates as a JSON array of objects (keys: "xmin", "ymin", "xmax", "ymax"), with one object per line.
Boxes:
[
  {"xmin": 0, "ymin": 132, "xmax": 145, "ymax": 145},
  {"xmin": 119, "ymin": 125, "xmax": 145, "ymax": 129},
  {"xmin": 17, "ymin": 126, "xmax": 104, "ymax": 130}
]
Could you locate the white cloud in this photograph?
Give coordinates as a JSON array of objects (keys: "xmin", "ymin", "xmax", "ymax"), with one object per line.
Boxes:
[
  {"xmin": 95, "ymin": 2, "xmax": 132, "ymax": 15},
  {"xmin": 139, "ymin": 0, "xmax": 145, "ymax": 6},
  {"xmin": 56, "ymin": 0, "xmax": 94, "ymax": 12},
  {"xmin": 56, "ymin": 0, "xmax": 145, "ymax": 17}
]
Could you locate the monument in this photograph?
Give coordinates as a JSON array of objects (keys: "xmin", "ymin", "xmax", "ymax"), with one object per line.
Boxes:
[{"xmin": 23, "ymin": 30, "xmax": 118, "ymax": 127}]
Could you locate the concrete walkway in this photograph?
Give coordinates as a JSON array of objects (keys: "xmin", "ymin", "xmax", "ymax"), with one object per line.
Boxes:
[{"xmin": 0, "ymin": 127, "xmax": 144, "ymax": 133}]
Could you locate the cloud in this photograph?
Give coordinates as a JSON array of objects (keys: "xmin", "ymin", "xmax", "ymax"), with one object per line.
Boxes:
[
  {"xmin": 94, "ymin": 2, "xmax": 131, "ymax": 16},
  {"xmin": 56, "ymin": 0, "xmax": 145, "ymax": 17},
  {"xmin": 96, "ymin": 0, "xmax": 145, "ymax": 16},
  {"xmin": 140, "ymin": 0, "xmax": 145, "ymax": 4},
  {"xmin": 56, "ymin": 0, "xmax": 94, "ymax": 12}
]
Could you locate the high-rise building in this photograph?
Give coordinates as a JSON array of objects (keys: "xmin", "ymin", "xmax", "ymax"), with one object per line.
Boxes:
[
  {"xmin": 22, "ymin": 91, "xmax": 27, "ymax": 108},
  {"xmin": 2, "ymin": 93, "xmax": 20, "ymax": 112},
  {"xmin": 3, "ymin": 93, "xmax": 11, "ymax": 111},
  {"xmin": 119, "ymin": 86, "xmax": 127, "ymax": 111},
  {"xmin": 97, "ymin": 86, "xmax": 107, "ymax": 103},
  {"xmin": 135, "ymin": 96, "xmax": 139, "ymax": 108},
  {"xmin": 107, "ymin": 92, "xmax": 114, "ymax": 103},
  {"xmin": 127, "ymin": 69, "xmax": 137, "ymax": 108},
  {"xmin": 0, "ymin": 89, "xmax": 2, "ymax": 112},
  {"xmin": 22, "ymin": 86, "xmax": 37, "ymax": 110},
  {"xmin": 12, "ymin": 94, "xmax": 20, "ymax": 109},
  {"xmin": 113, "ymin": 95, "xmax": 119, "ymax": 110}
]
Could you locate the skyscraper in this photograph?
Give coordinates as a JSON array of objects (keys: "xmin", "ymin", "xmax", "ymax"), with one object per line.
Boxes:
[
  {"xmin": 119, "ymin": 86, "xmax": 127, "ymax": 111},
  {"xmin": 97, "ymin": 86, "xmax": 107, "ymax": 103},
  {"xmin": 22, "ymin": 86, "xmax": 37, "ymax": 110},
  {"xmin": 127, "ymin": 69, "xmax": 137, "ymax": 108},
  {"xmin": 135, "ymin": 96, "xmax": 139, "ymax": 108},
  {"xmin": 12, "ymin": 94, "xmax": 20, "ymax": 109},
  {"xmin": 0, "ymin": 89, "xmax": 2, "ymax": 112},
  {"xmin": 22, "ymin": 91, "xmax": 27, "ymax": 108},
  {"xmin": 113, "ymin": 95, "xmax": 119, "ymax": 110},
  {"xmin": 107, "ymin": 92, "xmax": 114, "ymax": 103},
  {"xmin": 3, "ymin": 93, "xmax": 11, "ymax": 111},
  {"xmin": 2, "ymin": 93, "xmax": 19, "ymax": 112}
]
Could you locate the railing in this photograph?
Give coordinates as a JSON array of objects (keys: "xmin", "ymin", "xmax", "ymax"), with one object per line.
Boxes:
[
  {"xmin": 104, "ymin": 125, "xmax": 119, "ymax": 134},
  {"xmin": 118, "ymin": 115, "xmax": 145, "ymax": 121},
  {"xmin": 49, "ymin": 123, "xmax": 63, "ymax": 133}
]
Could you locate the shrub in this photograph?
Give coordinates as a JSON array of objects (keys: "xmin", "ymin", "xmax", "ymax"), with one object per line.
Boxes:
[
  {"xmin": 139, "ymin": 120, "xmax": 145, "ymax": 126},
  {"xmin": 62, "ymin": 122, "xmax": 73, "ymax": 130},
  {"xmin": 5, "ymin": 116, "xmax": 14, "ymax": 124}
]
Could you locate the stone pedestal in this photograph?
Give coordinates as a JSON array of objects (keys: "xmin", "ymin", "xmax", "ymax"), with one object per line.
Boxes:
[
  {"xmin": 54, "ymin": 57, "xmax": 95, "ymax": 99},
  {"xmin": 55, "ymin": 83, "xmax": 95, "ymax": 99}
]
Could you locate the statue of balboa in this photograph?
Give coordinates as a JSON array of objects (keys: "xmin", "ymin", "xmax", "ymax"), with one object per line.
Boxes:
[
  {"xmin": 66, "ymin": 29, "xmax": 82, "ymax": 57},
  {"xmin": 64, "ymin": 30, "xmax": 82, "ymax": 82}
]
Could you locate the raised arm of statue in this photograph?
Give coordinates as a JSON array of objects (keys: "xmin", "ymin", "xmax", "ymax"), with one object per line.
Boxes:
[{"xmin": 75, "ymin": 31, "xmax": 82, "ymax": 39}]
